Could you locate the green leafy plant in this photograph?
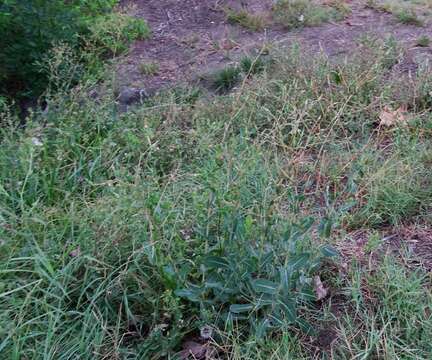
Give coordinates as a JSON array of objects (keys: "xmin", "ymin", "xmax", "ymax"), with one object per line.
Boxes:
[{"xmin": 175, "ymin": 216, "xmax": 338, "ymax": 337}]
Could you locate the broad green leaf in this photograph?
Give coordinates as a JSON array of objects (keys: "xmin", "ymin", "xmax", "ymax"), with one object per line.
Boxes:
[
  {"xmin": 269, "ymin": 310, "xmax": 284, "ymax": 326},
  {"xmin": 288, "ymin": 254, "xmax": 310, "ymax": 271},
  {"xmin": 255, "ymin": 318, "xmax": 271, "ymax": 339},
  {"xmin": 251, "ymin": 279, "xmax": 279, "ymax": 294},
  {"xmin": 229, "ymin": 304, "xmax": 254, "ymax": 313},
  {"xmin": 318, "ymin": 217, "xmax": 333, "ymax": 238},
  {"xmin": 174, "ymin": 288, "xmax": 201, "ymax": 302},
  {"xmin": 255, "ymin": 295, "xmax": 275, "ymax": 308},
  {"xmin": 300, "ymin": 217, "xmax": 314, "ymax": 231},
  {"xmin": 202, "ymin": 256, "xmax": 229, "ymax": 269},
  {"xmin": 260, "ymin": 251, "xmax": 274, "ymax": 267},
  {"xmin": 278, "ymin": 297, "xmax": 296, "ymax": 323},
  {"xmin": 320, "ymin": 245, "xmax": 339, "ymax": 257},
  {"xmin": 279, "ymin": 267, "xmax": 291, "ymax": 294}
]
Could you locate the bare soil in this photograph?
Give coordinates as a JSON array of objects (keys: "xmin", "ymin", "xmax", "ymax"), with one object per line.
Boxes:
[{"xmin": 117, "ymin": 0, "xmax": 432, "ymax": 94}]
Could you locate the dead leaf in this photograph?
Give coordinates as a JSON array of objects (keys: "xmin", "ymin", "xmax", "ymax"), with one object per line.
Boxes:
[
  {"xmin": 200, "ymin": 325, "xmax": 213, "ymax": 340},
  {"xmin": 178, "ymin": 341, "xmax": 207, "ymax": 360},
  {"xmin": 314, "ymin": 275, "xmax": 328, "ymax": 301},
  {"xmin": 379, "ymin": 106, "xmax": 408, "ymax": 127}
]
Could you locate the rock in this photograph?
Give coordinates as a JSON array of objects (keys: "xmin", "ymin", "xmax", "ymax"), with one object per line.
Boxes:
[{"xmin": 117, "ymin": 87, "xmax": 148, "ymax": 105}]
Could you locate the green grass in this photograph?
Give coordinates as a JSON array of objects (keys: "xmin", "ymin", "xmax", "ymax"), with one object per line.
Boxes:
[
  {"xmin": 272, "ymin": 0, "xmax": 349, "ymax": 29},
  {"xmin": 240, "ymin": 55, "xmax": 267, "ymax": 75},
  {"xmin": 417, "ymin": 35, "xmax": 431, "ymax": 47},
  {"xmin": 225, "ymin": 7, "xmax": 267, "ymax": 31},
  {"xmin": 139, "ymin": 61, "xmax": 160, "ymax": 76},
  {"xmin": 366, "ymin": 0, "xmax": 431, "ymax": 26},
  {"xmin": 86, "ymin": 11, "xmax": 151, "ymax": 57},
  {"xmin": 211, "ymin": 65, "xmax": 241, "ymax": 92},
  {"xmin": 1, "ymin": 38, "xmax": 432, "ymax": 358},
  {"xmin": 395, "ymin": 8, "xmax": 423, "ymax": 25}
]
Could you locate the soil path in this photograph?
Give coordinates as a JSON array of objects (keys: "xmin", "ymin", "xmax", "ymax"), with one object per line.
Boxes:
[{"xmin": 117, "ymin": 0, "xmax": 432, "ymax": 95}]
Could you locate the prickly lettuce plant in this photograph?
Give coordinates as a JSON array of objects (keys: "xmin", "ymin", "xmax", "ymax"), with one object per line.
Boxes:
[{"xmin": 175, "ymin": 214, "xmax": 338, "ymax": 338}]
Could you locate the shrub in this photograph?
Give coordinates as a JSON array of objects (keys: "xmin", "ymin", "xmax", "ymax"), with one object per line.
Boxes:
[
  {"xmin": 0, "ymin": 1, "xmax": 149, "ymax": 101},
  {"xmin": 0, "ymin": 1, "xmax": 83, "ymax": 97}
]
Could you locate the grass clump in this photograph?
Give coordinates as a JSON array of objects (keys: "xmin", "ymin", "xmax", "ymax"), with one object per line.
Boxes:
[
  {"xmin": 225, "ymin": 7, "xmax": 267, "ymax": 31},
  {"xmin": 240, "ymin": 55, "xmax": 267, "ymax": 75},
  {"xmin": 366, "ymin": 0, "xmax": 429, "ymax": 26},
  {"xmin": 395, "ymin": 8, "xmax": 423, "ymax": 26},
  {"xmin": 417, "ymin": 35, "xmax": 430, "ymax": 47},
  {"xmin": 86, "ymin": 12, "xmax": 150, "ymax": 57},
  {"xmin": 212, "ymin": 65, "xmax": 241, "ymax": 92},
  {"xmin": 335, "ymin": 255, "xmax": 432, "ymax": 359},
  {"xmin": 272, "ymin": 0, "xmax": 347, "ymax": 29},
  {"xmin": 139, "ymin": 61, "xmax": 160, "ymax": 75}
]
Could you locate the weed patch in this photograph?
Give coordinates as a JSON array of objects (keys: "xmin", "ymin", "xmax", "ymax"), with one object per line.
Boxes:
[
  {"xmin": 225, "ymin": 7, "xmax": 267, "ymax": 31},
  {"xmin": 1, "ymin": 38, "xmax": 432, "ymax": 358},
  {"xmin": 272, "ymin": 0, "xmax": 348, "ymax": 29}
]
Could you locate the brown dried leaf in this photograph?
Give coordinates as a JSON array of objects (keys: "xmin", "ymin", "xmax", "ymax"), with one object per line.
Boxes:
[
  {"xmin": 314, "ymin": 275, "xmax": 328, "ymax": 301},
  {"xmin": 379, "ymin": 106, "xmax": 408, "ymax": 127},
  {"xmin": 178, "ymin": 341, "xmax": 207, "ymax": 360},
  {"xmin": 200, "ymin": 325, "xmax": 213, "ymax": 340}
]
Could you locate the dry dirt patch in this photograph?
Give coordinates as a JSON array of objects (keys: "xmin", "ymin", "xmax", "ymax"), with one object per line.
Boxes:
[{"xmin": 116, "ymin": 1, "xmax": 432, "ymax": 99}]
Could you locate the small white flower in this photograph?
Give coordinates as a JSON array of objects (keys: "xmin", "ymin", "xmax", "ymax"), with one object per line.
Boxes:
[
  {"xmin": 31, "ymin": 137, "xmax": 43, "ymax": 146},
  {"xmin": 298, "ymin": 14, "xmax": 304, "ymax": 22}
]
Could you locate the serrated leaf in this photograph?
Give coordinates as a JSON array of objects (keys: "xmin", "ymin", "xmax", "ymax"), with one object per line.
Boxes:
[
  {"xmin": 202, "ymin": 256, "xmax": 229, "ymax": 269},
  {"xmin": 320, "ymin": 245, "xmax": 339, "ymax": 257},
  {"xmin": 251, "ymin": 279, "xmax": 279, "ymax": 294},
  {"xmin": 229, "ymin": 304, "xmax": 254, "ymax": 313}
]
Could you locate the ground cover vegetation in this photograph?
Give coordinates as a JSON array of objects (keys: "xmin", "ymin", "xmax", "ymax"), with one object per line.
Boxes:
[{"xmin": 1, "ymin": 1, "xmax": 432, "ymax": 359}]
